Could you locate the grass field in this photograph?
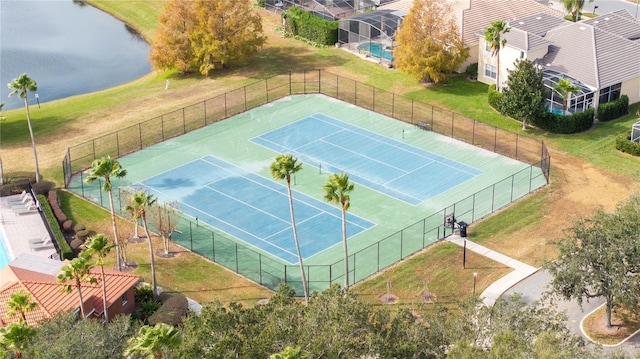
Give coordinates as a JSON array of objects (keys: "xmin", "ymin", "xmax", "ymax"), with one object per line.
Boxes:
[{"xmin": 1, "ymin": 1, "xmax": 639, "ymax": 311}]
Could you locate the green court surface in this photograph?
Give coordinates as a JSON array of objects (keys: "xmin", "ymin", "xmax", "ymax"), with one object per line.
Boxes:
[{"xmin": 68, "ymin": 94, "xmax": 546, "ymax": 292}]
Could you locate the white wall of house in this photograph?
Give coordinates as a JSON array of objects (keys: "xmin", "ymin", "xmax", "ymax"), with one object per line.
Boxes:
[{"xmin": 621, "ymin": 77, "xmax": 640, "ymax": 105}]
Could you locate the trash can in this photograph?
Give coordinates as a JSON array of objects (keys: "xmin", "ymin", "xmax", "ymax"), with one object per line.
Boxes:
[{"xmin": 458, "ymin": 221, "xmax": 467, "ymax": 238}]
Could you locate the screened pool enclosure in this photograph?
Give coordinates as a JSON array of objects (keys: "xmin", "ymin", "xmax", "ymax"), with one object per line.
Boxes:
[
  {"xmin": 265, "ymin": 0, "xmax": 385, "ymax": 20},
  {"xmin": 542, "ymin": 68, "xmax": 595, "ymax": 115},
  {"xmin": 337, "ymin": 9, "xmax": 405, "ymax": 65}
]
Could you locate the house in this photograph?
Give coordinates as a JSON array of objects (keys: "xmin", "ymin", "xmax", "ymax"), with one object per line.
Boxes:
[
  {"xmin": 478, "ymin": 9, "xmax": 640, "ymax": 114},
  {"xmin": 0, "ymin": 254, "xmax": 139, "ymax": 327}
]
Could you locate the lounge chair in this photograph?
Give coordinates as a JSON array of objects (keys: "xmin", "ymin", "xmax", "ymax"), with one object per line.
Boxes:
[
  {"xmin": 14, "ymin": 203, "xmax": 38, "ymax": 215},
  {"xmin": 28, "ymin": 235, "xmax": 50, "ymax": 245},
  {"xmin": 30, "ymin": 237, "xmax": 54, "ymax": 251},
  {"xmin": 8, "ymin": 194, "xmax": 31, "ymax": 205},
  {"xmin": 11, "ymin": 200, "xmax": 34, "ymax": 210}
]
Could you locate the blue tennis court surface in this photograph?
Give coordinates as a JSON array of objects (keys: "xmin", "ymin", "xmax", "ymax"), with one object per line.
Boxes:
[
  {"xmin": 251, "ymin": 114, "xmax": 482, "ymax": 205},
  {"xmin": 134, "ymin": 156, "xmax": 374, "ymax": 264}
]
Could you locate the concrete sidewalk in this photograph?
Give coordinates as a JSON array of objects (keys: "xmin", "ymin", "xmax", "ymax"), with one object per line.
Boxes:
[{"xmin": 447, "ymin": 235, "xmax": 539, "ymax": 306}]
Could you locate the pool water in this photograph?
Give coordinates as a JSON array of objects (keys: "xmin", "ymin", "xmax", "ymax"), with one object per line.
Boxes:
[
  {"xmin": 0, "ymin": 227, "xmax": 11, "ymax": 268},
  {"xmin": 357, "ymin": 42, "xmax": 394, "ymax": 62}
]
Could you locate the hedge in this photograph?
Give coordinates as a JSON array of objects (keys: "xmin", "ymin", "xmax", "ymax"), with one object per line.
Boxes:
[
  {"xmin": 147, "ymin": 292, "xmax": 189, "ymax": 327},
  {"xmin": 529, "ymin": 108, "xmax": 594, "ymax": 134},
  {"xmin": 598, "ymin": 95, "xmax": 629, "ymax": 122},
  {"xmin": 615, "ymin": 134, "xmax": 640, "ymax": 156},
  {"xmin": 284, "ymin": 7, "xmax": 338, "ymax": 46},
  {"xmin": 487, "ymin": 84, "xmax": 503, "ymax": 112},
  {"xmin": 38, "ymin": 194, "xmax": 73, "ymax": 260}
]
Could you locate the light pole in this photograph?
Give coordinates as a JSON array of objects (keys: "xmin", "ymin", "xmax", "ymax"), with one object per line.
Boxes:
[
  {"xmin": 459, "ymin": 221, "xmax": 468, "ymax": 268},
  {"xmin": 473, "ymin": 272, "xmax": 477, "ymax": 295},
  {"xmin": 593, "ymin": 5, "xmax": 598, "ymax": 14},
  {"xmin": 35, "ymin": 93, "xmax": 40, "ymax": 108}
]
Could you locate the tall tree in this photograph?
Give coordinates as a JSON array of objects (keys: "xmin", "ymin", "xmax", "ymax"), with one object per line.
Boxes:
[
  {"xmin": 189, "ymin": 0, "xmax": 267, "ymax": 75},
  {"xmin": 84, "ymin": 156, "xmax": 128, "ymax": 271},
  {"xmin": 124, "ymin": 323, "xmax": 181, "ymax": 359},
  {"xmin": 394, "ymin": 0, "xmax": 469, "ymax": 84},
  {"xmin": 82, "ymin": 234, "xmax": 115, "ymax": 323},
  {"xmin": 548, "ymin": 194, "xmax": 640, "ymax": 328},
  {"xmin": 7, "ymin": 73, "xmax": 41, "ymax": 182},
  {"xmin": 149, "ymin": 0, "xmax": 266, "ymax": 75},
  {"xmin": 501, "ymin": 59, "xmax": 547, "ymax": 129},
  {"xmin": 322, "ymin": 173, "xmax": 355, "ymax": 290},
  {"xmin": 4, "ymin": 291, "xmax": 38, "ymax": 325},
  {"xmin": 270, "ymin": 154, "xmax": 309, "ymax": 305},
  {"xmin": 56, "ymin": 256, "xmax": 97, "ymax": 319},
  {"xmin": 149, "ymin": 0, "xmax": 195, "ymax": 73},
  {"xmin": 0, "ymin": 322, "xmax": 37, "ymax": 359},
  {"xmin": 484, "ymin": 20, "xmax": 510, "ymax": 92},
  {"xmin": 563, "ymin": 0, "xmax": 592, "ymax": 21},
  {"xmin": 148, "ymin": 201, "xmax": 180, "ymax": 256},
  {"xmin": 126, "ymin": 191, "xmax": 159, "ymax": 297},
  {"xmin": 554, "ymin": 78, "xmax": 580, "ymax": 115}
]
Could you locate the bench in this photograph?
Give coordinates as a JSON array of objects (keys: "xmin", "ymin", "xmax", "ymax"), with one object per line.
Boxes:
[{"xmin": 416, "ymin": 121, "xmax": 430, "ymax": 130}]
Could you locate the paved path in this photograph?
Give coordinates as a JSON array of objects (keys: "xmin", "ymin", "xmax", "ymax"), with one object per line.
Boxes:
[{"xmin": 446, "ymin": 235, "xmax": 538, "ymax": 306}]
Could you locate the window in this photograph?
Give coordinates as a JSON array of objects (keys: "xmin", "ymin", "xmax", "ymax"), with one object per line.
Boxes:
[
  {"xmin": 121, "ymin": 293, "xmax": 128, "ymax": 306},
  {"xmin": 484, "ymin": 64, "xmax": 497, "ymax": 79},
  {"xmin": 485, "ymin": 41, "xmax": 491, "ymax": 52},
  {"xmin": 598, "ymin": 83, "xmax": 621, "ymax": 104},
  {"xmin": 520, "ymin": 51, "xmax": 525, "ymax": 59}
]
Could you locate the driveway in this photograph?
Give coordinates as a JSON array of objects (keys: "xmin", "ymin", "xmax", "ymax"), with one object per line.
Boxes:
[{"xmin": 502, "ymin": 269, "xmax": 640, "ymax": 355}]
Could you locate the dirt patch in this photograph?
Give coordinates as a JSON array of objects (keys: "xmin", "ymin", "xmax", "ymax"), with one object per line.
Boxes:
[
  {"xmin": 483, "ymin": 149, "xmax": 637, "ymax": 267},
  {"xmin": 582, "ymin": 305, "xmax": 640, "ymax": 345}
]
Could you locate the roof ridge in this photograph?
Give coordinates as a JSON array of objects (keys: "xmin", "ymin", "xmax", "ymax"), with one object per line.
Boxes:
[{"xmin": 589, "ymin": 26, "xmax": 599, "ymax": 89}]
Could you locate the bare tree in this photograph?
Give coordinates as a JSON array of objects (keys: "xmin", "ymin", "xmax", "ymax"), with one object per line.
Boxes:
[{"xmin": 147, "ymin": 201, "xmax": 181, "ymax": 256}]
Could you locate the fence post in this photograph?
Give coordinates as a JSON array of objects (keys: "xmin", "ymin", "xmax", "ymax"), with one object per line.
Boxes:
[
  {"xmin": 92, "ymin": 140, "xmax": 96, "ymax": 161},
  {"xmin": 431, "ymin": 106, "xmax": 434, "ymax": 128},
  {"xmin": 372, "ymin": 87, "xmax": 376, "ymax": 112},
  {"xmin": 138, "ymin": 123, "xmax": 142, "ymax": 150},
  {"xmin": 355, "ymin": 82, "xmax": 357, "ymax": 106},
  {"xmin": 116, "ymin": 132, "xmax": 120, "ymax": 157},
  {"xmin": 189, "ymin": 221, "xmax": 193, "ymax": 250},
  {"xmin": 515, "ymin": 134, "xmax": 519, "ymax": 160},
  {"xmin": 161, "ymin": 115, "xmax": 165, "ymax": 140},
  {"xmin": 235, "ymin": 243, "xmax": 239, "ymax": 273},
  {"xmin": 472, "ymin": 120, "xmax": 476, "ymax": 145},
  {"xmin": 411, "ymin": 99, "xmax": 414, "ymax": 124},
  {"xmin": 491, "ymin": 184, "xmax": 496, "ymax": 212},
  {"xmin": 494, "ymin": 127, "xmax": 497, "ymax": 152},
  {"xmin": 451, "ymin": 112, "xmax": 454, "ymax": 137},
  {"xmin": 182, "ymin": 108, "xmax": 186, "ymax": 134},
  {"xmin": 243, "ymin": 86, "xmax": 247, "ymax": 111},
  {"xmin": 265, "ymin": 79, "xmax": 269, "ymax": 103},
  {"xmin": 317, "ymin": 69, "xmax": 320, "ymax": 93},
  {"xmin": 391, "ymin": 93, "xmax": 395, "ymax": 119},
  {"xmin": 224, "ymin": 93, "xmax": 228, "ymax": 118},
  {"xmin": 289, "ymin": 70, "xmax": 292, "ymax": 95},
  {"xmin": 211, "ymin": 232, "xmax": 215, "ymax": 261},
  {"xmin": 80, "ymin": 171, "xmax": 85, "ymax": 197},
  {"xmin": 400, "ymin": 229, "xmax": 403, "ymax": 258},
  {"xmin": 259, "ymin": 255, "xmax": 263, "ymax": 285},
  {"xmin": 204, "ymin": 100, "xmax": 208, "ymax": 125}
]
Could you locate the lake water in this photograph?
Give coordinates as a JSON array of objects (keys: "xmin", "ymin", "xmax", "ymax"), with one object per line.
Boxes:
[{"xmin": 1, "ymin": 0, "xmax": 151, "ymax": 111}]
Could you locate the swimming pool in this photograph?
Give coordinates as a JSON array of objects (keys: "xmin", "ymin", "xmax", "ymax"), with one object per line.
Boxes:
[
  {"xmin": 0, "ymin": 226, "xmax": 12, "ymax": 268},
  {"xmin": 357, "ymin": 42, "xmax": 394, "ymax": 62}
]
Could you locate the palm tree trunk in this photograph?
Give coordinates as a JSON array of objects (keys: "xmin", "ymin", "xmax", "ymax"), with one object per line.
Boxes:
[
  {"xmin": 496, "ymin": 51, "xmax": 501, "ymax": 92},
  {"xmin": 341, "ymin": 205, "xmax": 349, "ymax": 291},
  {"xmin": 107, "ymin": 190, "xmax": 123, "ymax": 271},
  {"xmin": 143, "ymin": 217, "xmax": 158, "ymax": 298},
  {"xmin": 23, "ymin": 98, "xmax": 41, "ymax": 182},
  {"xmin": 100, "ymin": 266, "xmax": 109, "ymax": 322},
  {"xmin": 287, "ymin": 182, "xmax": 309, "ymax": 305}
]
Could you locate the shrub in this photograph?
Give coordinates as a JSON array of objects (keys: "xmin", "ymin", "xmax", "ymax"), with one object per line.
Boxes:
[
  {"xmin": 487, "ymin": 84, "xmax": 503, "ymax": 111},
  {"xmin": 75, "ymin": 230, "xmax": 90, "ymax": 242},
  {"xmin": 62, "ymin": 220, "xmax": 74, "ymax": 233},
  {"xmin": 615, "ymin": 134, "xmax": 640, "ymax": 156},
  {"xmin": 0, "ymin": 175, "xmax": 32, "ymax": 197},
  {"xmin": 38, "ymin": 194, "xmax": 73, "ymax": 259},
  {"xmin": 147, "ymin": 292, "xmax": 189, "ymax": 327},
  {"xmin": 70, "ymin": 238, "xmax": 84, "ymax": 251},
  {"xmin": 598, "ymin": 95, "xmax": 629, "ymax": 122},
  {"xmin": 465, "ymin": 63, "xmax": 478, "ymax": 80},
  {"xmin": 74, "ymin": 223, "xmax": 86, "ymax": 232},
  {"xmin": 31, "ymin": 181, "xmax": 54, "ymax": 195},
  {"xmin": 283, "ymin": 7, "xmax": 338, "ymax": 46},
  {"xmin": 529, "ymin": 108, "xmax": 594, "ymax": 134},
  {"xmin": 256, "ymin": 0, "xmax": 265, "ymax": 7},
  {"xmin": 134, "ymin": 285, "xmax": 155, "ymax": 304}
]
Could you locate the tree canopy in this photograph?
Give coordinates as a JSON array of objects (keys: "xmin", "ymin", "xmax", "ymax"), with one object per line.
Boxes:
[
  {"xmin": 394, "ymin": 0, "xmax": 469, "ymax": 83},
  {"xmin": 150, "ymin": 0, "xmax": 266, "ymax": 75},
  {"xmin": 548, "ymin": 194, "xmax": 640, "ymax": 328},
  {"xmin": 501, "ymin": 59, "xmax": 547, "ymax": 129}
]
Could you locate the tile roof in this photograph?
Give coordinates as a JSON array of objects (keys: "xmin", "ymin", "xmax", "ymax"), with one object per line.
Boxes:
[
  {"xmin": 543, "ymin": 16, "xmax": 640, "ymax": 89},
  {"xmin": 508, "ymin": 12, "xmax": 566, "ymax": 36},
  {"xmin": 461, "ymin": 0, "xmax": 563, "ymax": 46},
  {"xmin": 501, "ymin": 27, "xmax": 550, "ymax": 51},
  {"xmin": 0, "ymin": 256, "xmax": 139, "ymax": 327},
  {"xmin": 582, "ymin": 9, "xmax": 640, "ymax": 40}
]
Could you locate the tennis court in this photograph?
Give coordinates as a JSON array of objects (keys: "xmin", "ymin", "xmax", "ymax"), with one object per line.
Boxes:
[
  {"xmin": 67, "ymin": 93, "xmax": 548, "ymax": 290},
  {"xmin": 251, "ymin": 113, "xmax": 482, "ymax": 205},
  {"xmin": 134, "ymin": 155, "xmax": 374, "ymax": 264}
]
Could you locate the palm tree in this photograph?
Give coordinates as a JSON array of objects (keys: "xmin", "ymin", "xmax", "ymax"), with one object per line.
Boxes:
[
  {"xmin": 82, "ymin": 234, "xmax": 115, "ymax": 323},
  {"xmin": 7, "ymin": 73, "xmax": 40, "ymax": 182},
  {"xmin": 126, "ymin": 191, "xmax": 158, "ymax": 297},
  {"xmin": 322, "ymin": 172, "xmax": 355, "ymax": 291},
  {"xmin": 483, "ymin": 21, "xmax": 510, "ymax": 92},
  {"xmin": 56, "ymin": 256, "xmax": 97, "ymax": 319},
  {"xmin": 563, "ymin": 0, "xmax": 589, "ymax": 21},
  {"xmin": 553, "ymin": 78, "xmax": 580, "ymax": 115},
  {"xmin": 85, "ymin": 156, "xmax": 128, "ymax": 271},
  {"xmin": 270, "ymin": 154, "xmax": 309, "ymax": 305},
  {"xmin": 4, "ymin": 291, "xmax": 38, "ymax": 324},
  {"xmin": 0, "ymin": 322, "xmax": 37, "ymax": 359},
  {"xmin": 124, "ymin": 323, "xmax": 181, "ymax": 359}
]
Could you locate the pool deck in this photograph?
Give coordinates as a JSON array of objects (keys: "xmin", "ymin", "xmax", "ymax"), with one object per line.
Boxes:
[{"xmin": 0, "ymin": 194, "xmax": 57, "ymax": 262}]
